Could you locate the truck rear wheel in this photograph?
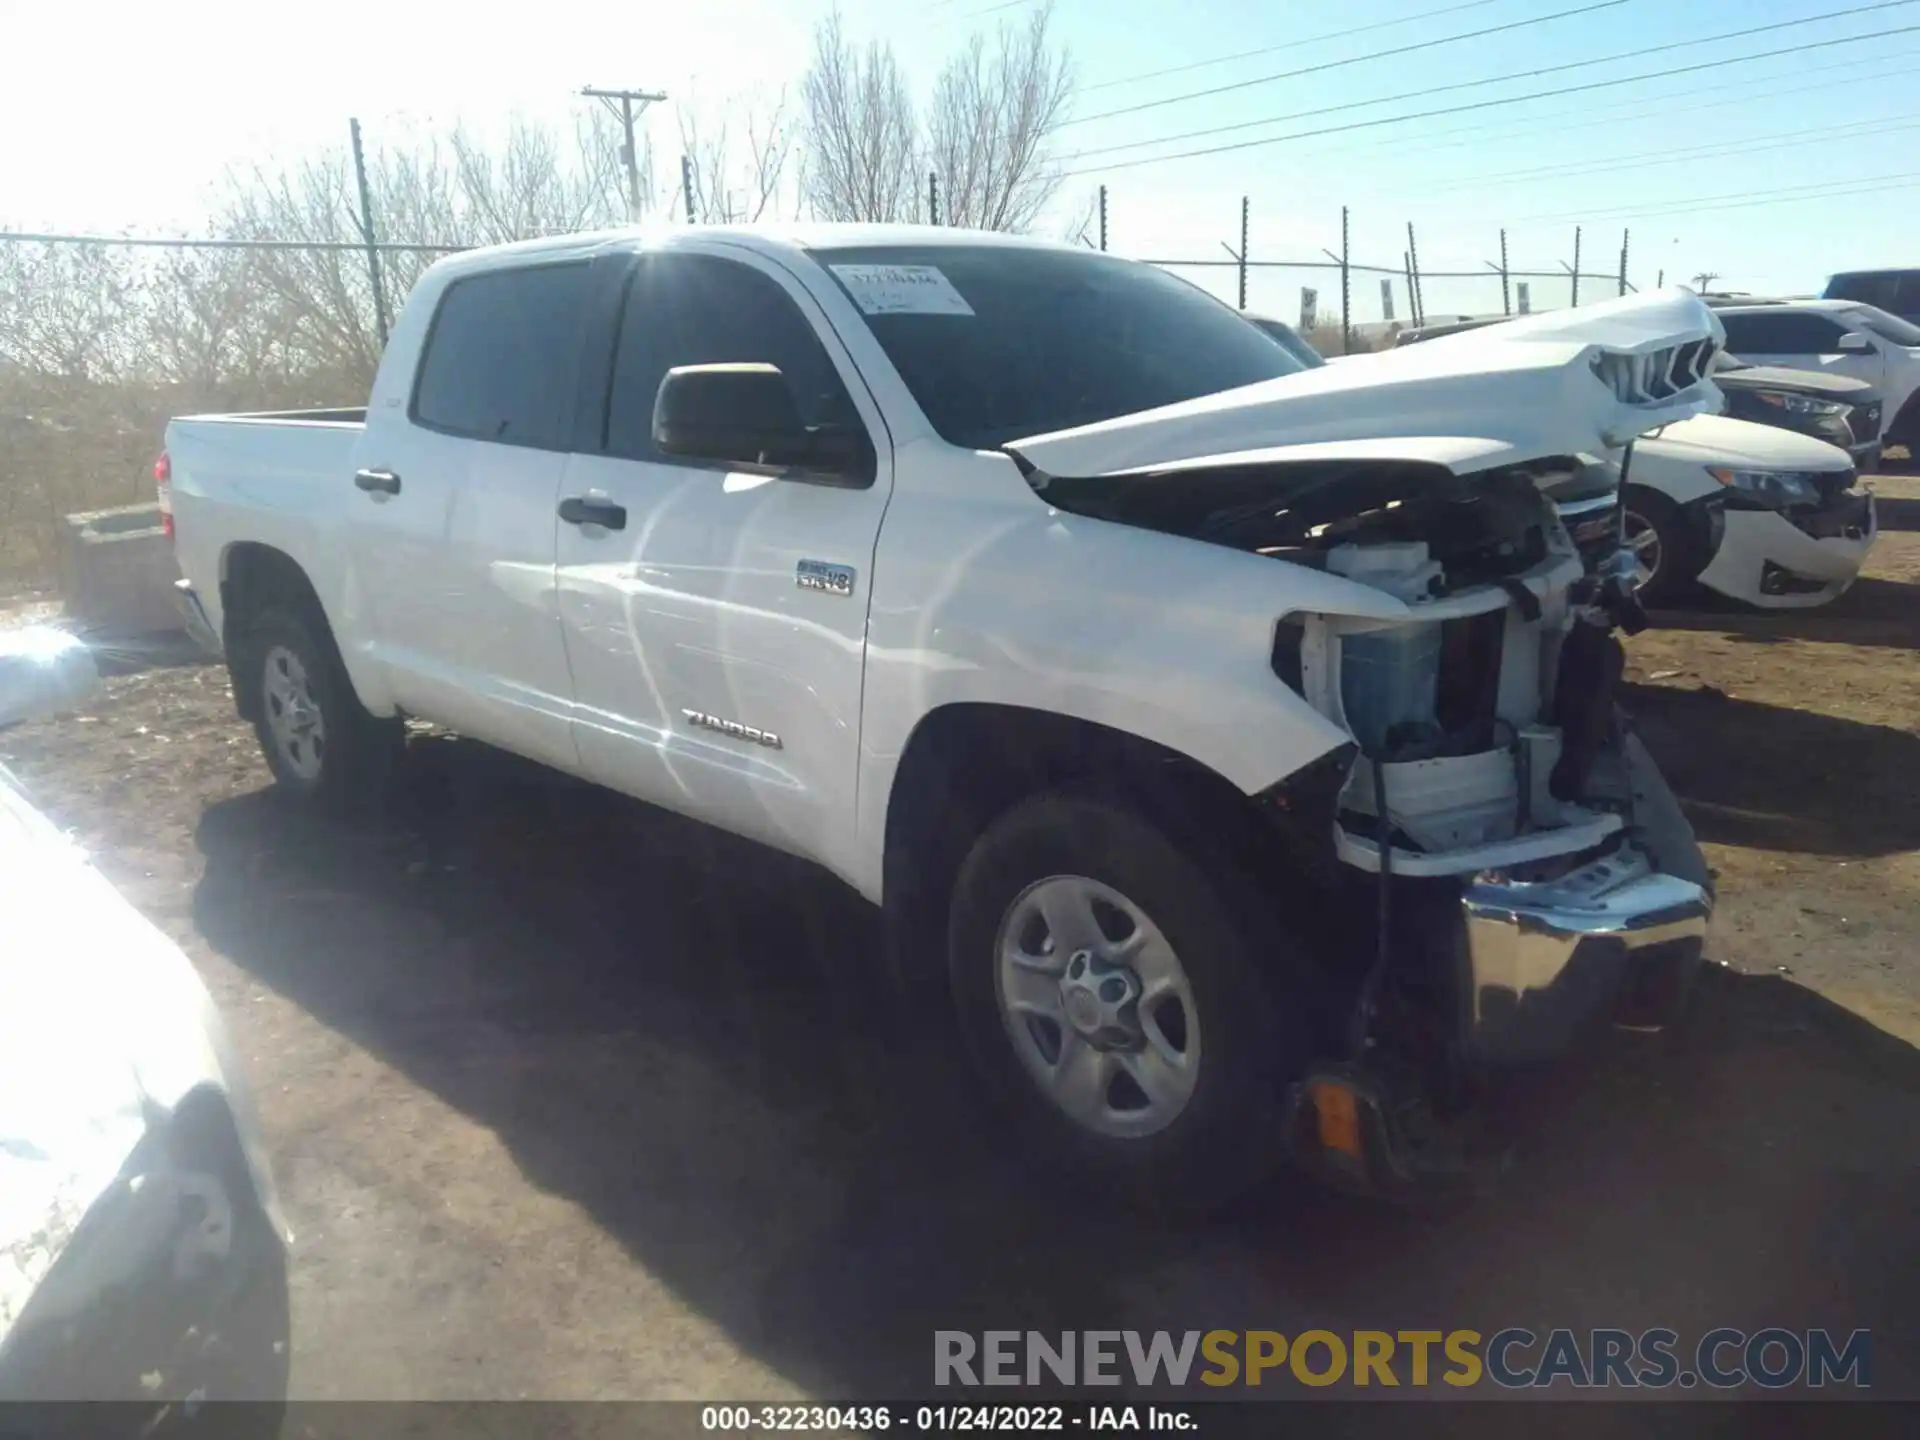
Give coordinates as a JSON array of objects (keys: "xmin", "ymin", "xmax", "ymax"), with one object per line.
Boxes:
[
  {"xmin": 237, "ymin": 607, "xmax": 401, "ymax": 810},
  {"xmin": 946, "ymin": 785, "xmax": 1317, "ymax": 1210}
]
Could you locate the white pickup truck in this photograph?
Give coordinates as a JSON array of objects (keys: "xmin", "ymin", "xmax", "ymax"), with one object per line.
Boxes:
[{"xmin": 162, "ymin": 226, "xmax": 1720, "ymax": 1204}]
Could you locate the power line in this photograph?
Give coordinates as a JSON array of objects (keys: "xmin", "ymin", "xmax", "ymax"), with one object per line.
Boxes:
[
  {"xmin": 1057, "ymin": 17, "xmax": 1920, "ymax": 175},
  {"xmin": 1062, "ymin": 0, "xmax": 1630, "ymax": 128},
  {"xmin": 1311, "ymin": 41, "xmax": 1920, "ymax": 166},
  {"xmin": 1506, "ymin": 169, "xmax": 1920, "ymax": 226},
  {"xmin": 1062, "ymin": 0, "xmax": 1919, "ymax": 161},
  {"xmin": 1081, "ymin": 0, "xmax": 1505, "ymax": 93},
  {"xmin": 1413, "ymin": 112, "xmax": 1920, "ymax": 195}
]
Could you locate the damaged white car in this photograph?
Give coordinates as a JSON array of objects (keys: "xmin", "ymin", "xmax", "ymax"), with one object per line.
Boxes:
[
  {"xmin": 1620, "ymin": 413, "xmax": 1877, "ymax": 608},
  {"xmin": 163, "ymin": 229, "xmax": 1719, "ymax": 1203},
  {"xmin": 0, "ymin": 628, "xmax": 288, "ymax": 1416}
]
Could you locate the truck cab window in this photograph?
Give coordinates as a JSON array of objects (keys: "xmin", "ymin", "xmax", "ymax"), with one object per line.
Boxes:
[
  {"xmin": 411, "ymin": 262, "xmax": 594, "ymax": 448},
  {"xmin": 605, "ymin": 254, "xmax": 865, "ymax": 461}
]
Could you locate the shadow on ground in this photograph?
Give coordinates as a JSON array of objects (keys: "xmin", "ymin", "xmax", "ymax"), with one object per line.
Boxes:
[
  {"xmin": 1871, "ymin": 495, "xmax": 1920, "ymax": 532},
  {"xmin": 192, "ymin": 737, "xmax": 1920, "ymax": 1403},
  {"xmin": 1624, "ymin": 680, "xmax": 1920, "ymax": 858},
  {"xmin": 1646, "ymin": 575, "xmax": 1920, "ymax": 652}
]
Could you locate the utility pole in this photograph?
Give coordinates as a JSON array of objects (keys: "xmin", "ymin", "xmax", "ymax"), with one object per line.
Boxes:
[
  {"xmin": 581, "ymin": 85, "xmax": 668, "ymax": 222},
  {"xmin": 1238, "ymin": 196, "xmax": 1249, "ymax": 310},
  {"xmin": 1489, "ymin": 227, "xmax": 1511, "ymax": 316},
  {"xmin": 929, "ymin": 172, "xmax": 941, "ymax": 226},
  {"xmin": 1690, "ymin": 271, "xmax": 1721, "ymax": 294},
  {"xmin": 682, "ymin": 154, "xmax": 697, "ymax": 224},
  {"xmin": 1617, "ymin": 228, "xmax": 1630, "ymax": 296},
  {"xmin": 1406, "ymin": 222, "xmax": 1424, "ymax": 327},
  {"xmin": 1321, "ymin": 206, "xmax": 1352, "ymax": 355},
  {"xmin": 348, "ymin": 118, "xmax": 390, "ymax": 348},
  {"xmin": 1098, "ymin": 184, "xmax": 1108, "ymax": 251}
]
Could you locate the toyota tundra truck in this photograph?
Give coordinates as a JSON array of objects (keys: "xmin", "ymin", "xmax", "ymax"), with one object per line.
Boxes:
[{"xmin": 161, "ymin": 226, "xmax": 1721, "ymax": 1205}]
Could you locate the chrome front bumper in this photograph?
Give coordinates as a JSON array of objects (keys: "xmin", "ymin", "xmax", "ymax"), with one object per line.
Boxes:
[
  {"xmin": 172, "ymin": 579, "xmax": 222, "ymax": 655},
  {"xmin": 1462, "ymin": 853, "xmax": 1709, "ymax": 1062},
  {"xmin": 1458, "ymin": 732, "xmax": 1712, "ymax": 1063}
]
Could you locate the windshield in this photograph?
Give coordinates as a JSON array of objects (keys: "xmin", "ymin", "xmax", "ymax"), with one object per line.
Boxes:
[
  {"xmin": 814, "ymin": 245, "xmax": 1306, "ymax": 449},
  {"xmin": 1843, "ymin": 305, "xmax": 1920, "ymax": 347}
]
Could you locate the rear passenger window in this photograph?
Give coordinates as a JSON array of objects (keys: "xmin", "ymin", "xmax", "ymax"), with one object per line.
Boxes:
[
  {"xmin": 1718, "ymin": 311, "xmax": 1847, "ymax": 355},
  {"xmin": 604, "ymin": 254, "xmax": 865, "ymax": 462},
  {"xmin": 412, "ymin": 262, "xmax": 594, "ymax": 448}
]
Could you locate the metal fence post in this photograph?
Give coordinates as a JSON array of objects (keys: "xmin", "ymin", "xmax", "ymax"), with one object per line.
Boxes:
[
  {"xmin": 1098, "ymin": 185, "xmax": 1108, "ymax": 251},
  {"xmin": 1406, "ymin": 222, "xmax": 1424, "ymax": 327},
  {"xmin": 348, "ymin": 118, "xmax": 390, "ymax": 349},
  {"xmin": 1238, "ymin": 196, "xmax": 1249, "ymax": 311},
  {"xmin": 1340, "ymin": 207, "xmax": 1352, "ymax": 355}
]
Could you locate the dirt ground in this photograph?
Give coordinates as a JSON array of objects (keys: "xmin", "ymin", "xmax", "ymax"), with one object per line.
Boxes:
[{"xmin": 2, "ymin": 479, "xmax": 1917, "ymax": 1407}]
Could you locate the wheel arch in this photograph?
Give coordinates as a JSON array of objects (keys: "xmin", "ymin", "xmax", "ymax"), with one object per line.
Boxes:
[
  {"xmin": 876, "ymin": 702, "xmax": 1319, "ymax": 981},
  {"xmin": 218, "ymin": 541, "xmax": 392, "ymax": 721}
]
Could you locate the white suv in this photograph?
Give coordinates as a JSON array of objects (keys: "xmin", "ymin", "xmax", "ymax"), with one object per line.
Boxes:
[{"xmin": 1712, "ymin": 298, "xmax": 1920, "ymax": 451}]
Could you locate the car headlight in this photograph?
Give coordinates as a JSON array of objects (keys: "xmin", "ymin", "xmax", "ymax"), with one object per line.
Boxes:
[
  {"xmin": 1755, "ymin": 391, "xmax": 1847, "ymax": 418},
  {"xmin": 1706, "ymin": 467, "xmax": 1823, "ymax": 506}
]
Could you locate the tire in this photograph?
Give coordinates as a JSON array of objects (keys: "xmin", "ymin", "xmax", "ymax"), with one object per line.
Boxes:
[
  {"xmin": 946, "ymin": 784, "xmax": 1321, "ymax": 1211},
  {"xmin": 1620, "ymin": 487, "xmax": 1696, "ymax": 608},
  {"xmin": 233, "ymin": 606, "xmax": 401, "ymax": 810}
]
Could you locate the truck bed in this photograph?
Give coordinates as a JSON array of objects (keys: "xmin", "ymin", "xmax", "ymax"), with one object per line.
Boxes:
[{"xmin": 165, "ymin": 410, "xmax": 369, "ymax": 645}]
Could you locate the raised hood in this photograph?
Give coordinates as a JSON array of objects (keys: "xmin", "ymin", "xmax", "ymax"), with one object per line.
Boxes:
[{"xmin": 1008, "ymin": 287, "xmax": 1723, "ymax": 479}]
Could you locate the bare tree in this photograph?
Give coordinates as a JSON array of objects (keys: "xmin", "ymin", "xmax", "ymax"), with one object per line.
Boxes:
[
  {"xmin": 680, "ymin": 92, "xmax": 797, "ymax": 223},
  {"xmin": 799, "ymin": 10, "xmax": 920, "ymax": 223},
  {"xmin": 925, "ymin": 2, "xmax": 1074, "ymax": 232},
  {"xmin": 453, "ymin": 112, "xmax": 629, "ymax": 243},
  {"xmin": 0, "ymin": 237, "xmax": 143, "ymax": 381},
  {"xmin": 208, "ymin": 111, "xmax": 630, "ymax": 384},
  {"xmin": 142, "ymin": 246, "xmax": 290, "ymax": 397}
]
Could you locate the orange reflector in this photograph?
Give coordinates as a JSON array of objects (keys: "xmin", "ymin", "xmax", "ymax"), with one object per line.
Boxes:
[{"xmin": 1310, "ymin": 1079, "xmax": 1363, "ymax": 1159}]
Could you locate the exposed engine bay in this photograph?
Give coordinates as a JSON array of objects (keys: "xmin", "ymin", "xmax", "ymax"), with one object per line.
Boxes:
[
  {"xmin": 1039, "ymin": 451, "xmax": 1648, "ymax": 877},
  {"xmin": 1044, "ymin": 447, "xmax": 1710, "ymax": 1121}
]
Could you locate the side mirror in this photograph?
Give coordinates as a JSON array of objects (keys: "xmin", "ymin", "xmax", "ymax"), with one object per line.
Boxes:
[
  {"xmin": 652, "ymin": 363, "xmax": 870, "ymax": 484},
  {"xmin": 1836, "ymin": 331, "xmax": 1875, "ymax": 354},
  {"xmin": 0, "ymin": 627, "xmax": 100, "ymax": 729}
]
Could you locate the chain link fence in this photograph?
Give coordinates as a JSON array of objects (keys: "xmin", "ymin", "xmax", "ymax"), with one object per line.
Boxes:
[{"xmin": 1, "ymin": 206, "xmax": 1644, "ymax": 588}]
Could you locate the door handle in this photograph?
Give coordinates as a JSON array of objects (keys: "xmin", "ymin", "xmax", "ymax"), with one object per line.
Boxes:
[
  {"xmin": 354, "ymin": 468, "xmax": 402, "ymax": 495},
  {"xmin": 558, "ymin": 495, "xmax": 628, "ymax": 531}
]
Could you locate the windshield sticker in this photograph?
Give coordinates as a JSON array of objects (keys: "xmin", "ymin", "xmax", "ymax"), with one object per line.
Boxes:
[{"xmin": 830, "ymin": 264, "xmax": 975, "ymax": 317}]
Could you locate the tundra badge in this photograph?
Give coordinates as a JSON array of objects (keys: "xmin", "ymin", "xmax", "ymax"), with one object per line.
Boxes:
[
  {"xmin": 796, "ymin": 559, "xmax": 856, "ymax": 596},
  {"xmin": 682, "ymin": 709, "xmax": 783, "ymax": 750}
]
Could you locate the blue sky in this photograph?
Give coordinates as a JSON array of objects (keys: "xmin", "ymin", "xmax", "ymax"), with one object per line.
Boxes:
[{"xmin": 2, "ymin": 0, "xmax": 1912, "ymax": 322}]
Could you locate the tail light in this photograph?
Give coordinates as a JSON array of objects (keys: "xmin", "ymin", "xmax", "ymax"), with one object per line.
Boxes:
[{"xmin": 155, "ymin": 451, "xmax": 174, "ymax": 541}]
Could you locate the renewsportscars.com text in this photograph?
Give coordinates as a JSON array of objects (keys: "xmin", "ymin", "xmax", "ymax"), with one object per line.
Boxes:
[{"xmin": 934, "ymin": 1329, "xmax": 1872, "ymax": 1391}]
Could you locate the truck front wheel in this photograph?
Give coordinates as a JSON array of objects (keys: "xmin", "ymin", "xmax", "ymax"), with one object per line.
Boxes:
[
  {"xmin": 236, "ymin": 607, "xmax": 401, "ymax": 810},
  {"xmin": 947, "ymin": 785, "xmax": 1317, "ymax": 1210}
]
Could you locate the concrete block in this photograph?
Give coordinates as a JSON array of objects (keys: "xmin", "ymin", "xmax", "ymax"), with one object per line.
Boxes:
[{"xmin": 57, "ymin": 502, "xmax": 183, "ymax": 636}]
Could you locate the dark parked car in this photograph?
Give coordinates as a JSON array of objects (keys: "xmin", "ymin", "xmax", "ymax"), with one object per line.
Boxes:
[
  {"xmin": 1242, "ymin": 311, "xmax": 1326, "ymax": 368},
  {"xmin": 1710, "ymin": 355, "xmax": 1883, "ymax": 472},
  {"xmin": 1823, "ymin": 268, "xmax": 1920, "ymax": 325}
]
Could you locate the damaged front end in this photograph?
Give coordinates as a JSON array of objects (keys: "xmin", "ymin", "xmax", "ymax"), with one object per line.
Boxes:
[
  {"xmin": 1007, "ymin": 300, "xmax": 1728, "ymax": 1193},
  {"xmin": 1003, "ymin": 288, "xmax": 1724, "ymax": 1195}
]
